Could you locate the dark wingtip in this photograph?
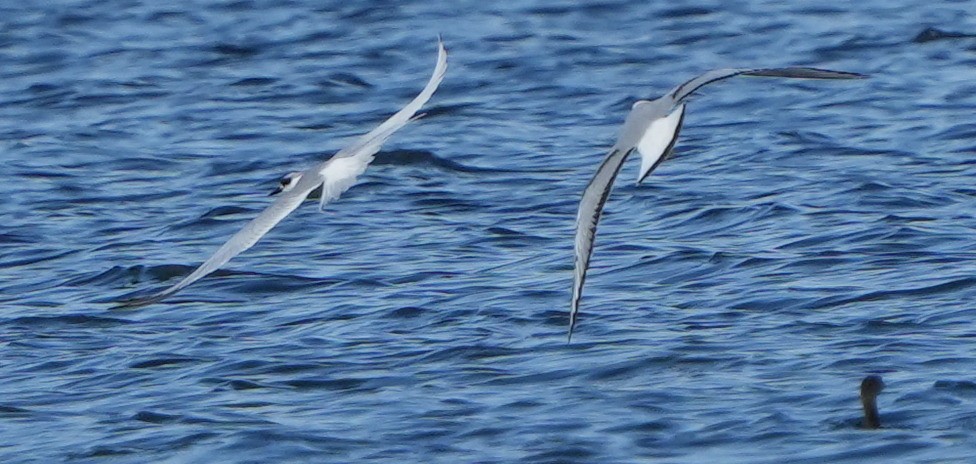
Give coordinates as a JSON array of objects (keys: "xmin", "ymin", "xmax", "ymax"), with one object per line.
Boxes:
[
  {"xmin": 636, "ymin": 170, "xmax": 652, "ymax": 186},
  {"xmin": 743, "ymin": 67, "xmax": 868, "ymax": 80},
  {"xmin": 113, "ymin": 297, "xmax": 152, "ymax": 310},
  {"xmin": 113, "ymin": 290, "xmax": 170, "ymax": 309},
  {"xmin": 840, "ymin": 71, "xmax": 869, "ymax": 79}
]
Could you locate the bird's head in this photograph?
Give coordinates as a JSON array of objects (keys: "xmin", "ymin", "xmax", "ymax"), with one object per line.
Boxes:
[
  {"xmin": 860, "ymin": 375, "xmax": 885, "ymax": 401},
  {"xmin": 270, "ymin": 171, "xmax": 303, "ymax": 196}
]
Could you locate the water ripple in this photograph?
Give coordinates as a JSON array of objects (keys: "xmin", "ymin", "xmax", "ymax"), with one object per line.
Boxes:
[{"xmin": 2, "ymin": 0, "xmax": 976, "ymax": 463}]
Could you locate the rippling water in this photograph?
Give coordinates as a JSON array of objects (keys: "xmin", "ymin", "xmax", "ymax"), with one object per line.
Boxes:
[{"xmin": 3, "ymin": 0, "xmax": 976, "ymax": 462}]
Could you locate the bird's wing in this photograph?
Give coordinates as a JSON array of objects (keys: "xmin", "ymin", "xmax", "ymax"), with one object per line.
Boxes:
[
  {"xmin": 312, "ymin": 38, "xmax": 448, "ymax": 211},
  {"xmin": 569, "ymin": 99, "xmax": 684, "ymax": 338},
  {"xmin": 117, "ymin": 184, "xmax": 314, "ymax": 308},
  {"xmin": 331, "ymin": 38, "xmax": 448, "ymax": 163},
  {"xmin": 636, "ymin": 103, "xmax": 685, "ymax": 184},
  {"xmin": 646, "ymin": 67, "xmax": 864, "ymax": 182},
  {"xmin": 741, "ymin": 67, "xmax": 867, "ymax": 80},
  {"xmin": 669, "ymin": 67, "xmax": 865, "ymax": 105},
  {"xmin": 667, "ymin": 68, "xmax": 754, "ymax": 104},
  {"xmin": 570, "ymin": 147, "xmax": 634, "ymax": 340}
]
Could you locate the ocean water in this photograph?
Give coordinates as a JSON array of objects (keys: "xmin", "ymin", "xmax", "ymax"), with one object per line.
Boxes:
[{"xmin": 2, "ymin": 0, "xmax": 976, "ymax": 462}]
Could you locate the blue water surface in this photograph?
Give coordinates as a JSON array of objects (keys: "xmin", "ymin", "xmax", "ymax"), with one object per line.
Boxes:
[{"xmin": 2, "ymin": 0, "xmax": 976, "ymax": 462}]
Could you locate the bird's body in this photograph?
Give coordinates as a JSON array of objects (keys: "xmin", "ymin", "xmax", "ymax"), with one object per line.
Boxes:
[
  {"xmin": 119, "ymin": 40, "xmax": 448, "ymax": 307},
  {"xmin": 569, "ymin": 66, "xmax": 866, "ymax": 339},
  {"xmin": 860, "ymin": 375, "xmax": 885, "ymax": 429}
]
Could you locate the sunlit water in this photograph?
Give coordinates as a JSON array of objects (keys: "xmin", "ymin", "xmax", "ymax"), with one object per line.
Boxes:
[{"xmin": 2, "ymin": 1, "xmax": 976, "ymax": 462}]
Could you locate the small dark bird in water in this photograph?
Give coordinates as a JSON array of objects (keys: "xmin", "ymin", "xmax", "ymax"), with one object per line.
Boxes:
[{"xmin": 860, "ymin": 375, "xmax": 885, "ymax": 429}]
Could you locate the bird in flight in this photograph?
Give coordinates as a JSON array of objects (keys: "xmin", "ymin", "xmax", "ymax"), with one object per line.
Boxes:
[
  {"xmin": 569, "ymin": 66, "xmax": 866, "ymax": 340},
  {"xmin": 119, "ymin": 39, "xmax": 448, "ymax": 308}
]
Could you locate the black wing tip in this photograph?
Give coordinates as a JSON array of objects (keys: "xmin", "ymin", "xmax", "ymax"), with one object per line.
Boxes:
[
  {"xmin": 636, "ymin": 169, "xmax": 653, "ymax": 185},
  {"xmin": 113, "ymin": 297, "xmax": 152, "ymax": 310},
  {"xmin": 743, "ymin": 67, "xmax": 868, "ymax": 80},
  {"xmin": 568, "ymin": 303, "xmax": 579, "ymax": 343},
  {"xmin": 113, "ymin": 290, "xmax": 170, "ymax": 309},
  {"xmin": 637, "ymin": 167, "xmax": 651, "ymax": 184},
  {"xmin": 844, "ymin": 71, "xmax": 870, "ymax": 79},
  {"xmin": 802, "ymin": 67, "xmax": 869, "ymax": 79}
]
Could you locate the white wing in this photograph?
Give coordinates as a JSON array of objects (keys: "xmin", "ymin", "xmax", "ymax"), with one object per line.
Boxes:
[
  {"xmin": 636, "ymin": 103, "xmax": 685, "ymax": 184},
  {"xmin": 118, "ymin": 187, "xmax": 312, "ymax": 307},
  {"xmin": 332, "ymin": 39, "xmax": 448, "ymax": 162},
  {"xmin": 120, "ymin": 39, "xmax": 448, "ymax": 307},
  {"xmin": 312, "ymin": 38, "xmax": 448, "ymax": 211}
]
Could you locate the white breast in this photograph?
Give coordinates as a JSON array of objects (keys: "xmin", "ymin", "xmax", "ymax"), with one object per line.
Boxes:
[
  {"xmin": 319, "ymin": 156, "xmax": 371, "ymax": 203},
  {"xmin": 636, "ymin": 104, "xmax": 685, "ymax": 182}
]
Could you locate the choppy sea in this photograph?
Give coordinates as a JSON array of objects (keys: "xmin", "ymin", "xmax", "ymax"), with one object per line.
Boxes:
[{"xmin": 2, "ymin": 0, "xmax": 976, "ymax": 462}]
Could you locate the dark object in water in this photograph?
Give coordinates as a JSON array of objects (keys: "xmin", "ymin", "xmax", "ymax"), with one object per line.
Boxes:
[
  {"xmin": 860, "ymin": 375, "xmax": 885, "ymax": 429},
  {"xmin": 913, "ymin": 27, "xmax": 976, "ymax": 43}
]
